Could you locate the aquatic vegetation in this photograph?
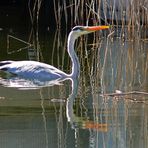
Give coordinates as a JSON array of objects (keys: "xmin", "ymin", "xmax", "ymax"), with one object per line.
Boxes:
[{"xmin": 51, "ymin": 0, "xmax": 148, "ymax": 39}]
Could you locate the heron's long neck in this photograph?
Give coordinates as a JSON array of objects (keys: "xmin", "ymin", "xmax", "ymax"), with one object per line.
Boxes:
[{"xmin": 67, "ymin": 32, "xmax": 80, "ymax": 78}]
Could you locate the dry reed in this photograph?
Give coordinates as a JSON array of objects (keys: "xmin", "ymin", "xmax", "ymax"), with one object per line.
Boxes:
[{"xmin": 52, "ymin": 0, "xmax": 148, "ymax": 39}]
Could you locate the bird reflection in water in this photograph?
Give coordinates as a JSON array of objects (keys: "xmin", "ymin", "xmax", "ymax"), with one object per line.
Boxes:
[
  {"xmin": 67, "ymin": 78, "xmax": 108, "ymax": 132},
  {"xmin": 0, "ymin": 74, "xmax": 69, "ymax": 89}
]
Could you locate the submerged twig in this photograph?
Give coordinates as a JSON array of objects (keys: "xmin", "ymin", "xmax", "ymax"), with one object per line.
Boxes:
[{"xmin": 100, "ymin": 91, "xmax": 148, "ymax": 97}]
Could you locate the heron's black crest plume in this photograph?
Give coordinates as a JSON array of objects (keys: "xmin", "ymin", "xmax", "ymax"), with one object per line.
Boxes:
[{"xmin": 72, "ymin": 26, "xmax": 84, "ymax": 31}]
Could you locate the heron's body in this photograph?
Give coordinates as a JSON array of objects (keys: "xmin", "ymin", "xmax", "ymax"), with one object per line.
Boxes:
[
  {"xmin": 0, "ymin": 61, "xmax": 68, "ymax": 81},
  {"xmin": 0, "ymin": 26, "xmax": 109, "ymax": 82}
]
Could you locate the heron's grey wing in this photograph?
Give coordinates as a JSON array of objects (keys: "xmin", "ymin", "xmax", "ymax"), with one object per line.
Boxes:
[{"xmin": 0, "ymin": 61, "xmax": 67, "ymax": 81}]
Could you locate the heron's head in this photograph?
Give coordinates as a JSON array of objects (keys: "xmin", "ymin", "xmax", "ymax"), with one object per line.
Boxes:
[{"xmin": 71, "ymin": 25, "xmax": 109, "ymax": 37}]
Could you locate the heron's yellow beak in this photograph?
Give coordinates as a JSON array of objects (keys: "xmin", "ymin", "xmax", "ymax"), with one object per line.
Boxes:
[{"xmin": 86, "ymin": 26, "xmax": 109, "ymax": 31}]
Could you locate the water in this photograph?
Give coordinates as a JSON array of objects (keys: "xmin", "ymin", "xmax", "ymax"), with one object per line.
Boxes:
[{"xmin": 0, "ymin": 25, "xmax": 148, "ymax": 148}]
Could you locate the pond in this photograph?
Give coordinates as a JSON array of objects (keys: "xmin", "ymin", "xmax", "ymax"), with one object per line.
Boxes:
[{"xmin": 0, "ymin": 24, "xmax": 148, "ymax": 148}]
